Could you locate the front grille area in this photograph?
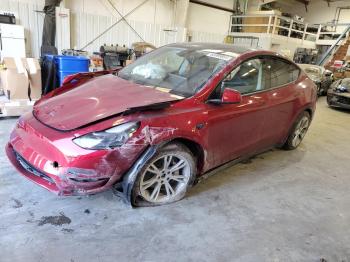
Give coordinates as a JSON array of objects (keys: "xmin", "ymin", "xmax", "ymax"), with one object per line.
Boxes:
[
  {"xmin": 336, "ymin": 96, "xmax": 350, "ymax": 105},
  {"xmin": 14, "ymin": 151, "xmax": 55, "ymax": 184}
]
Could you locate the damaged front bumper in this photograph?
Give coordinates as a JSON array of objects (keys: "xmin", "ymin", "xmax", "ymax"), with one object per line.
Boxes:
[
  {"xmin": 6, "ymin": 142, "xmax": 133, "ymax": 195},
  {"xmin": 6, "ymin": 113, "xmax": 146, "ymax": 196},
  {"xmin": 327, "ymin": 91, "xmax": 350, "ymax": 109}
]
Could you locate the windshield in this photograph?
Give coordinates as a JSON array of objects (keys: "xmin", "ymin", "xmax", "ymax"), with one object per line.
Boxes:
[{"xmin": 118, "ymin": 46, "xmax": 237, "ymax": 97}]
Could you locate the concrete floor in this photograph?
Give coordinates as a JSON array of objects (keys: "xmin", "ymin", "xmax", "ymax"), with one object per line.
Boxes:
[{"xmin": 0, "ymin": 97, "xmax": 349, "ymax": 262}]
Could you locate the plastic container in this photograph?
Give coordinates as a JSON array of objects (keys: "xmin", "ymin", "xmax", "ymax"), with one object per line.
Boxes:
[
  {"xmin": 54, "ymin": 56, "xmax": 89, "ymax": 86},
  {"xmin": 55, "ymin": 55, "xmax": 89, "ymax": 72},
  {"xmin": 57, "ymin": 71, "xmax": 79, "ymax": 86}
]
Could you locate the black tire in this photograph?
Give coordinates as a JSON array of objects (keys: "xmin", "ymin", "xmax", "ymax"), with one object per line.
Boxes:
[
  {"xmin": 132, "ymin": 142, "xmax": 196, "ymax": 207},
  {"xmin": 327, "ymin": 95, "xmax": 333, "ymax": 107},
  {"xmin": 316, "ymin": 83, "xmax": 322, "ymax": 97},
  {"xmin": 283, "ymin": 111, "xmax": 311, "ymax": 150}
]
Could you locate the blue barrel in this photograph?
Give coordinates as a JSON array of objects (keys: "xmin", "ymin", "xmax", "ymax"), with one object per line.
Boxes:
[{"xmin": 55, "ymin": 56, "xmax": 89, "ymax": 86}]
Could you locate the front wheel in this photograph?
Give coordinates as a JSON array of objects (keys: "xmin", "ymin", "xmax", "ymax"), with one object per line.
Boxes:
[
  {"xmin": 132, "ymin": 143, "xmax": 196, "ymax": 206},
  {"xmin": 283, "ymin": 111, "xmax": 311, "ymax": 150},
  {"xmin": 327, "ymin": 95, "xmax": 333, "ymax": 107}
]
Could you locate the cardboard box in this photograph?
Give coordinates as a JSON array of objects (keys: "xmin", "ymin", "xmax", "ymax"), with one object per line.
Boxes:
[
  {"xmin": 345, "ymin": 71, "xmax": 350, "ymax": 78},
  {"xmin": 125, "ymin": 59, "xmax": 133, "ymax": 66},
  {"xmin": 0, "ymin": 57, "xmax": 29, "ymax": 100},
  {"xmin": 243, "ymin": 10, "xmax": 281, "ymax": 34},
  {"xmin": 0, "ymin": 57, "xmax": 42, "ymax": 101},
  {"xmin": 243, "ymin": 16, "xmax": 271, "ymax": 33},
  {"xmin": 22, "ymin": 58, "xmax": 42, "ymax": 100},
  {"xmin": 0, "ymin": 97, "xmax": 35, "ymax": 117},
  {"xmin": 333, "ymin": 71, "xmax": 344, "ymax": 79}
]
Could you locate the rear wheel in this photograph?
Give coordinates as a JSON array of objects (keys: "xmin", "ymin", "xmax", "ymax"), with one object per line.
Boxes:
[
  {"xmin": 132, "ymin": 143, "xmax": 196, "ymax": 206},
  {"xmin": 283, "ymin": 111, "xmax": 311, "ymax": 150}
]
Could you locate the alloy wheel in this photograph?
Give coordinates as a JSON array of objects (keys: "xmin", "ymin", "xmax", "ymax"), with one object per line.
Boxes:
[
  {"xmin": 139, "ymin": 154, "xmax": 191, "ymax": 203},
  {"xmin": 291, "ymin": 116, "xmax": 310, "ymax": 147}
]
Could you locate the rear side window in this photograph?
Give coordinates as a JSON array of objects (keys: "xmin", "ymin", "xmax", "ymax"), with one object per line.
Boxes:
[{"xmin": 263, "ymin": 58, "xmax": 300, "ymax": 89}]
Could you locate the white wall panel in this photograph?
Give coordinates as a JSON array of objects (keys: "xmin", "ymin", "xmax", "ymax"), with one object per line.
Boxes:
[
  {"xmin": 189, "ymin": 30, "xmax": 225, "ymax": 44},
  {"xmin": 1, "ymin": 0, "xmax": 226, "ymax": 58},
  {"xmin": 56, "ymin": 7, "xmax": 70, "ymax": 53},
  {"xmin": 73, "ymin": 12, "xmax": 186, "ymax": 53},
  {"xmin": 0, "ymin": 0, "xmax": 44, "ymax": 58},
  {"xmin": 187, "ymin": 0, "xmax": 232, "ymax": 36}
]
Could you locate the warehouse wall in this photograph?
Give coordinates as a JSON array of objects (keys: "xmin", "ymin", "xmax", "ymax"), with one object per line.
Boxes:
[
  {"xmin": 186, "ymin": 0, "xmax": 233, "ymax": 42},
  {"xmin": 0, "ymin": 0, "xmax": 185, "ymax": 57},
  {"xmin": 71, "ymin": 14, "xmax": 186, "ymax": 54},
  {"xmin": 66, "ymin": 0, "xmax": 175, "ymax": 26},
  {"xmin": 67, "ymin": 0, "xmax": 186, "ymax": 53},
  {"xmin": 0, "ymin": 0, "xmax": 236, "ymax": 57},
  {"xmin": 70, "ymin": 0, "xmax": 232, "ymax": 45},
  {"xmin": 0, "ymin": 0, "xmax": 45, "ymax": 58}
]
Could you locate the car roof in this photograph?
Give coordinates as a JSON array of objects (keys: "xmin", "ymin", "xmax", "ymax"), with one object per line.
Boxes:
[
  {"xmin": 166, "ymin": 42, "xmax": 253, "ymax": 55},
  {"xmin": 164, "ymin": 43, "xmax": 292, "ymax": 62}
]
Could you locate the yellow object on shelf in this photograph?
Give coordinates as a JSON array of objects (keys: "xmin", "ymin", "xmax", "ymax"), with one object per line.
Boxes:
[{"xmin": 224, "ymin": 35, "xmax": 234, "ymax": 44}]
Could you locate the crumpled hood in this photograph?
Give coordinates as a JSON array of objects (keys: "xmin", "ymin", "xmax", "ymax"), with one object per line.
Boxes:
[{"xmin": 33, "ymin": 74, "xmax": 182, "ymax": 131}]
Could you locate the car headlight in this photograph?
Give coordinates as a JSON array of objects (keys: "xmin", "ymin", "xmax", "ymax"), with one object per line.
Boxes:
[
  {"xmin": 73, "ymin": 122, "xmax": 140, "ymax": 150},
  {"xmin": 335, "ymin": 86, "xmax": 348, "ymax": 92}
]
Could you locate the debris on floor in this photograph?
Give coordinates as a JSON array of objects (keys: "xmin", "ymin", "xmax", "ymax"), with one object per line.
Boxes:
[{"xmin": 37, "ymin": 212, "xmax": 71, "ymax": 226}]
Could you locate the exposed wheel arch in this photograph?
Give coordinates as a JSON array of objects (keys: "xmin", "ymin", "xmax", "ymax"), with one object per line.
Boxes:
[
  {"xmin": 277, "ymin": 108, "xmax": 312, "ymax": 148},
  {"xmin": 283, "ymin": 110, "xmax": 311, "ymax": 150},
  {"xmin": 165, "ymin": 138, "xmax": 205, "ymax": 175},
  {"xmin": 305, "ymin": 108, "xmax": 313, "ymax": 119},
  {"xmin": 132, "ymin": 141, "xmax": 197, "ymax": 206},
  {"xmin": 113, "ymin": 138, "xmax": 205, "ymax": 206}
]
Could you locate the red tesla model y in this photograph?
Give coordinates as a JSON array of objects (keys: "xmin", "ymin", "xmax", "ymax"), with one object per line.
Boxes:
[{"xmin": 6, "ymin": 43, "xmax": 317, "ymax": 206}]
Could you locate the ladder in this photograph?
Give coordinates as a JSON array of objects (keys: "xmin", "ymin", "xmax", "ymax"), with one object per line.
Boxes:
[{"xmin": 318, "ymin": 24, "xmax": 350, "ymax": 66}]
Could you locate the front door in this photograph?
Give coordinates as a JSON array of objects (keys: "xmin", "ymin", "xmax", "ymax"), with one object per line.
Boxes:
[{"xmin": 205, "ymin": 58, "xmax": 270, "ymax": 167}]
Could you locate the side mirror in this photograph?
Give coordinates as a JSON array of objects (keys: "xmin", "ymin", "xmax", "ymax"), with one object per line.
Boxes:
[
  {"xmin": 221, "ymin": 88, "xmax": 242, "ymax": 104},
  {"xmin": 207, "ymin": 88, "xmax": 242, "ymax": 105}
]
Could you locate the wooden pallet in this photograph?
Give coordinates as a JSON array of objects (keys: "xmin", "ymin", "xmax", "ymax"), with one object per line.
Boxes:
[{"xmin": 0, "ymin": 96, "xmax": 36, "ymax": 117}]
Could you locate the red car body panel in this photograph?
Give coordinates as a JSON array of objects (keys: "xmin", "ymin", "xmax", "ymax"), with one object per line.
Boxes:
[
  {"xmin": 33, "ymin": 74, "xmax": 182, "ymax": 131},
  {"xmin": 6, "ymin": 44, "xmax": 317, "ymax": 196}
]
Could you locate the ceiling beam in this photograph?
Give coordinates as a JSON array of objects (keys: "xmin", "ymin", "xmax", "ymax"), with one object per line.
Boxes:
[
  {"xmin": 189, "ymin": 0, "xmax": 234, "ymax": 13},
  {"xmin": 294, "ymin": 0, "xmax": 310, "ymax": 12}
]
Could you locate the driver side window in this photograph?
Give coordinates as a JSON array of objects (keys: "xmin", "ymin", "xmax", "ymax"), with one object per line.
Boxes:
[
  {"xmin": 209, "ymin": 58, "xmax": 263, "ymax": 100},
  {"xmin": 223, "ymin": 59, "xmax": 263, "ymax": 94}
]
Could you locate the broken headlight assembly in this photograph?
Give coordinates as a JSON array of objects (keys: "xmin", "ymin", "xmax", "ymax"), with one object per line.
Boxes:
[{"xmin": 73, "ymin": 122, "xmax": 140, "ymax": 150}]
